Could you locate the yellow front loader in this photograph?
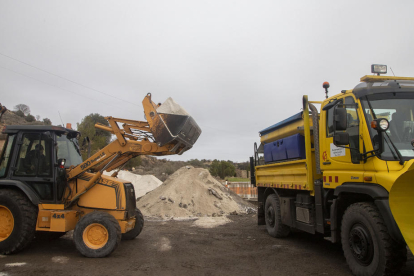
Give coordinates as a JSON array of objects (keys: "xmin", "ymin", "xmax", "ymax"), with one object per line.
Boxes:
[{"xmin": 0, "ymin": 93, "xmax": 201, "ymax": 257}]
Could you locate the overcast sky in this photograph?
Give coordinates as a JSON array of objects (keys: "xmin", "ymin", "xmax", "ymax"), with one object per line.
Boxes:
[{"xmin": 1, "ymin": 0, "xmax": 414, "ymax": 162}]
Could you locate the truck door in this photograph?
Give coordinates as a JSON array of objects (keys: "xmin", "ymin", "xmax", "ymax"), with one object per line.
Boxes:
[
  {"xmin": 11, "ymin": 132, "xmax": 55, "ymax": 201},
  {"xmin": 320, "ymin": 96, "xmax": 364, "ymax": 187}
]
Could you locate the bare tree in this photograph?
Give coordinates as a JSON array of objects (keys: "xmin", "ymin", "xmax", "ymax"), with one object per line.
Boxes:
[{"xmin": 14, "ymin": 104, "xmax": 30, "ymax": 116}]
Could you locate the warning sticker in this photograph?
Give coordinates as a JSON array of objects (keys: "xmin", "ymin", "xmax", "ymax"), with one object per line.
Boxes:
[{"xmin": 330, "ymin": 143, "xmax": 346, "ymax": 157}]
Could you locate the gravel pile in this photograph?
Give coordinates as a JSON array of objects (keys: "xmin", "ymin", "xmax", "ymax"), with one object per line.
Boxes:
[{"xmin": 137, "ymin": 166, "xmax": 256, "ymax": 219}]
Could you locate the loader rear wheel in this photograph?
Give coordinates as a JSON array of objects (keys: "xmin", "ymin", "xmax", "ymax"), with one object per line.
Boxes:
[
  {"xmin": 73, "ymin": 212, "xmax": 121, "ymax": 258},
  {"xmin": 122, "ymin": 208, "xmax": 144, "ymax": 240},
  {"xmin": 265, "ymin": 194, "xmax": 290, "ymax": 238},
  {"xmin": 341, "ymin": 202, "xmax": 407, "ymax": 276},
  {"xmin": 0, "ymin": 189, "xmax": 37, "ymax": 254}
]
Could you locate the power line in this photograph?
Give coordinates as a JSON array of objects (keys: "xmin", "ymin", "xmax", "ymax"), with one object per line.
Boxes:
[
  {"xmin": 0, "ymin": 52, "xmax": 140, "ymax": 106},
  {"xmin": 0, "ymin": 65, "xmax": 132, "ymax": 112},
  {"xmin": 58, "ymin": 111, "xmax": 65, "ymax": 126}
]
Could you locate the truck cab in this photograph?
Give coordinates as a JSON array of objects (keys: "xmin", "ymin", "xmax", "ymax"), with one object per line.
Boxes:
[{"xmin": 320, "ymin": 76, "xmax": 414, "ymax": 185}]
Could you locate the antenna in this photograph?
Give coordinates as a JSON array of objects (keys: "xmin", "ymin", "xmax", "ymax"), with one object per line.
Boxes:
[
  {"xmin": 58, "ymin": 111, "xmax": 64, "ymax": 127},
  {"xmin": 390, "ymin": 67, "xmax": 396, "ymax": 76}
]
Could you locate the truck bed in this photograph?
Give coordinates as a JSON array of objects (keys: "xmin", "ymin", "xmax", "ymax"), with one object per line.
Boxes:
[{"xmin": 255, "ymin": 150, "xmax": 320, "ymax": 193}]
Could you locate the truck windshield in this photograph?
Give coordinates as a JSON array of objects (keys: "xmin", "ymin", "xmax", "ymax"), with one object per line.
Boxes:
[
  {"xmin": 361, "ymin": 93, "xmax": 414, "ymax": 161},
  {"xmin": 56, "ymin": 134, "xmax": 83, "ymax": 167}
]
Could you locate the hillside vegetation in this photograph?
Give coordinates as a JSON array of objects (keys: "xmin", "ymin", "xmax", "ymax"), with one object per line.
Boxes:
[{"xmin": 0, "ymin": 103, "xmax": 250, "ymax": 182}]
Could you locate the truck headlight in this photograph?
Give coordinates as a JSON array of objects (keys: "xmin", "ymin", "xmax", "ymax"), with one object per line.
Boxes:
[{"xmin": 371, "ymin": 118, "xmax": 389, "ymax": 131}]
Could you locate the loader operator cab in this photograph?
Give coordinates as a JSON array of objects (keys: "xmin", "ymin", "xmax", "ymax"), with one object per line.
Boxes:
[{"xmin": 0, "ymin": 125, "xmax": 82, "ymax": 202}]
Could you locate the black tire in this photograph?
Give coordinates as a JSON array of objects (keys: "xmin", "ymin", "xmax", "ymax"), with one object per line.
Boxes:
[
  {"xmin": 0, "ymin": 189, "xmax": 37, "ymax": 254},
  {"xmin": 122, "ymin": 208, "xmax": 144, "ymax": 240},
  {"xmin": 341, "ymin": 202, "xmax": 407, "ymax": 276},
  {"xmin": 35, "ymin": 231, "xmax": 66, "ymax": 241},
  {"xmin": 73, "ymin": 211, "xmax": 121, "ymax": 258},
  {"xmin": 265, "ymin": 194, "xmax": 290, "ymax": 238}
]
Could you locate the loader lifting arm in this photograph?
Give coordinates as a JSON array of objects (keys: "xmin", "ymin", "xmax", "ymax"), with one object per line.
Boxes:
[{"xmin": 65, "ymin": 93, "xmax": 201, "ymax": 205}]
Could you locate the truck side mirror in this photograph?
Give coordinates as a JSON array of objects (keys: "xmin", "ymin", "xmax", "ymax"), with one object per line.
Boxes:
[
  {"xmin": 334, "ymin": 132, "xmax": 349, "ymax": 146},
  {"xmin": 334, "ymin": 107, "xmax": 347, "ymax": 131}
]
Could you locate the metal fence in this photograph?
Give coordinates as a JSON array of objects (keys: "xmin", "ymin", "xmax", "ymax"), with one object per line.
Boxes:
[{"xmin": 226, "ymin": 182, "xmax": 257, "ymax": 200}]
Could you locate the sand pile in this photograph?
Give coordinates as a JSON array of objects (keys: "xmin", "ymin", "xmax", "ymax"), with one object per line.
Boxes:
[
  {"xmin": 137, "ymin": 166, "xmax": 256, "ymax": 219},
  {"xmin": 103, "ymin": 170, "xmax": 162, "ymax": 198}
]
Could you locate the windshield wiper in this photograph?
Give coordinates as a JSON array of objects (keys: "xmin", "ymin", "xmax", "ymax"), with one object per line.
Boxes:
[
  {"xmin": 364, "ymin": 96, "xmax": 404, "ymax": 165},
  {"xmin": 384, "ymin": 132, "xmax": 404, "ymax": 165},
  {"xmin": 70, "ymin": 139, "xmax": 82, "ymax": 156}
]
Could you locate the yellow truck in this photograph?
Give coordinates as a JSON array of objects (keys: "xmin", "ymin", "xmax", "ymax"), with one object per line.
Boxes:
[
  {"xmin": 250, "ymin": 65, "xmax": 413, "ymax": 276},
  {"xmin": 0, "ymin": 94, "xmax": 201, "ymax": 257}
]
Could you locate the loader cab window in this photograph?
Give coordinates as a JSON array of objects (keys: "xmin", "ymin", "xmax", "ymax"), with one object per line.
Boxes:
[
  {"xmin": 0, "ymin": 134, "xmax": 16, "ymax": 178},
  {"xmin": 56, "ymin": 133, "xmax": 83, "ymax": 168},
  {"xmin": 14, "ymin": 133, "xmax": 53, "ymax": 177},
  {"xmin": 13, "ymin": 133, "xmax": 54, "ymax": 200}
]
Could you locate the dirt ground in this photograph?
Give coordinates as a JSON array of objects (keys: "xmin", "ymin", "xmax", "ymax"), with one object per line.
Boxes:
[{"xmin": 1, "ymin": 214, "xmax": 413, "ymax": 276}]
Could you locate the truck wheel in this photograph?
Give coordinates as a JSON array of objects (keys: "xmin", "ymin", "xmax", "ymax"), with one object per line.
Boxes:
[
  {"xmin": 73, "ymin": 212, "xmax": 121, "ymax": 258},
  {"xmin": 265, "ymin": 194, "xmax": 290, "ymax": 238},
  {"xmin": 0, "ymin": 189, "xmax": 37, "ymax": 254},
  {"xmin": 122, "ymin": 208, "xmax": 144, "ymax": 240},
  {"xmin": 341, "ymin": 202, "xmax": 407, "ymax": 276}
]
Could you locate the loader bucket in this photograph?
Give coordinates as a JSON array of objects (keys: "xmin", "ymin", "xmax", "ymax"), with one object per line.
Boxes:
[
  {"xmin": 146, "ymin": 97, "xmax": 201, "ymax": 155},
  {"xmin": 389, "ymin": 161, "xmax": 414, "ymax": 252}
]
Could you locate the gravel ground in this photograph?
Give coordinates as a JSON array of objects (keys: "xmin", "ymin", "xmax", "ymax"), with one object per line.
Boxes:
[{"xmin": 1, "ymin": 214, "xmax": 413, "ymax": 276}]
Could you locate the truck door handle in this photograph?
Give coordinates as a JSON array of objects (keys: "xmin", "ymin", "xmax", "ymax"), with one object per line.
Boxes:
[{"xmin": 323, "ymin": 162, "xmax": 331, "ymax": 165}]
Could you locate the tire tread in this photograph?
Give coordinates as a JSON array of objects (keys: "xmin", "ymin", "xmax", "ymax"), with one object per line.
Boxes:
[
  {"xmin": 341, "ymin": 202, "xmax": 406, "ymax": 276},
  {"xmin": 0, "ymin": 189, "xmax": 37, "ymax": 255}
]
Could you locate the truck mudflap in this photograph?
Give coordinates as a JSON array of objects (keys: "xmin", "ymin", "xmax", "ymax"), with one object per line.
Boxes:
[
  {"xmin": 145, "ymin": 95, "xmax": 202, "ymax": 155},
  {"xmin": 390, "ymin": 161, "xmax": 414, "ymax": 252}
]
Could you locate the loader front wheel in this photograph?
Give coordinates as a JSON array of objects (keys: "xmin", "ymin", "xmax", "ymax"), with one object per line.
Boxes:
[
  {"xmin": 341, "ymin": 202, "xmax": 407, "ymax": 276},
  {"xmin": 73, "ymin": 212, "xmax": 121, "ymax": 258},
  {"xmin": 0, "ymin": 189, "xmax": 37, "ymax": 254},
  {"xmin": 265, "ymin": 194, "xmax": 290, "ymax": 238},
  {"xmin": 122, "ymin": 208, "xmax": 144, "ymax": 240}
]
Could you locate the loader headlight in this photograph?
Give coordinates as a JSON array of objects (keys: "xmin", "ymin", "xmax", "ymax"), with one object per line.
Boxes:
[
  {"xmin": 371, "ymin": 118, "xmax": 389, "ymax": 131},
  {"xmin": 371, "ymin": 64, "xmax": 387, "ymax": 75}
]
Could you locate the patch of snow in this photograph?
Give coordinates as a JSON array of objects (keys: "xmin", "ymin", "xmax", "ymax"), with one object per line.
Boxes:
[
  {"xmin": 52, "ymin": 256, "xmax": 69, "ymax": 264},
  {"xmin": 5, "ymin": 263, "xmax": 26, "ymax": 267},
  {"xmin": 103, "ymin": 170, "xmax": 162, "ymax": 199},
  {"xmin": 192, "ymin": 217, "xmax": 232, "ymax": 228}
]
